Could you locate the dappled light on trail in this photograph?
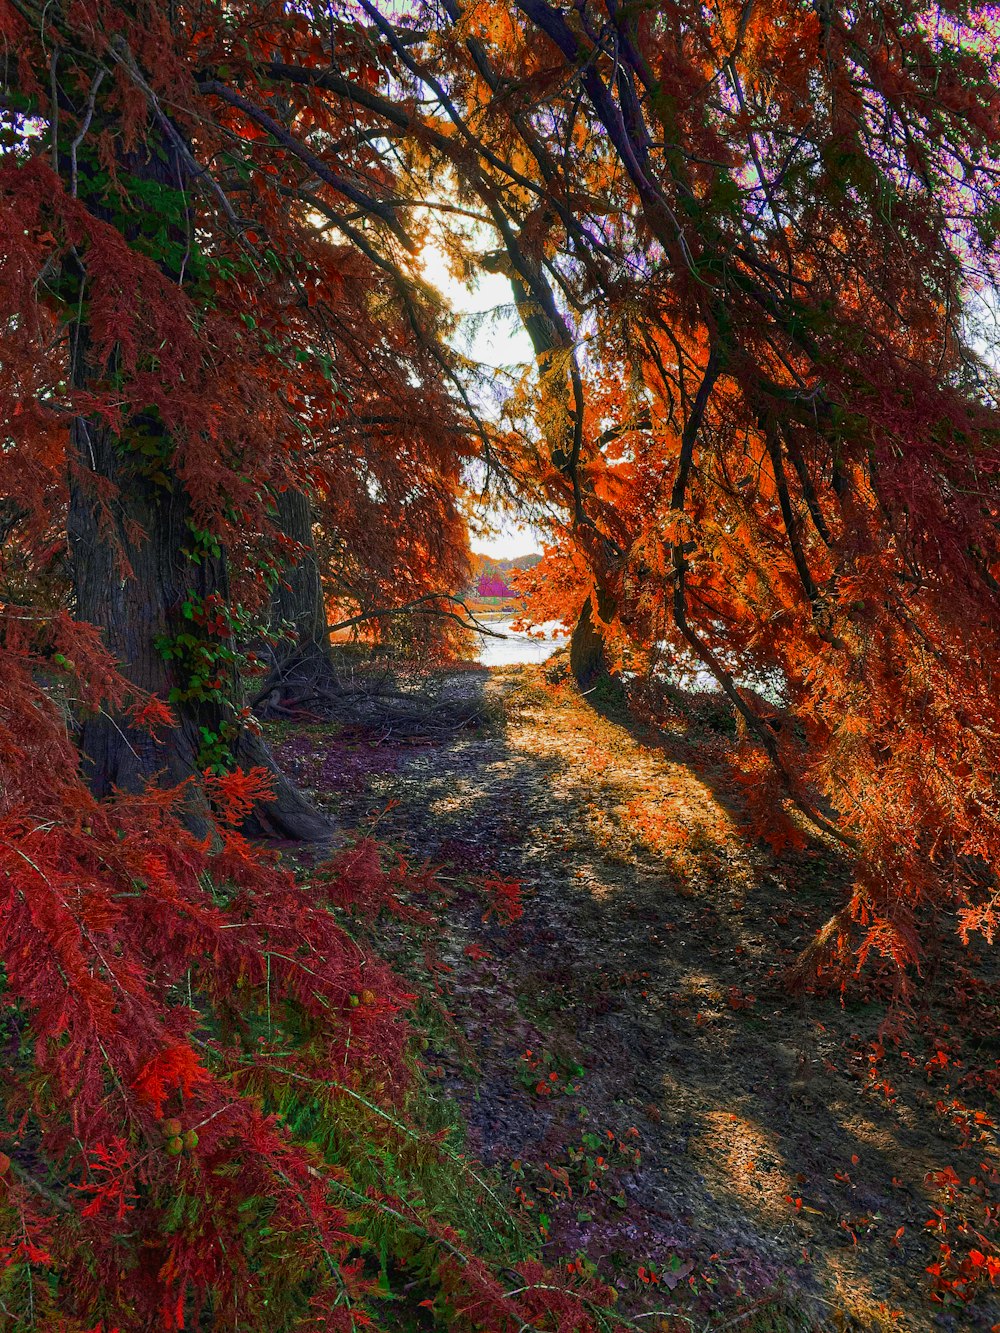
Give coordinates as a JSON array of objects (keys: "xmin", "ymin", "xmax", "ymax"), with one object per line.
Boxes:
[
  {"xmin": 271, "ymin": 661, "xmax": 1000, "ymax": 1331},
  {"xmin": 5, "ymin": 0, "xmax": 1000, "ymax": 1327}
]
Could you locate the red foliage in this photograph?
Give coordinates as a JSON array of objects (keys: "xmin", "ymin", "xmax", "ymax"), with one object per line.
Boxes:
[
  {"xmin": 479, "ymin": 878, "xmax": 525, "ymax": 927},
  {"xmin": 132, "ymin": 1046, "xmax": 210, "ymax": 1120},
  {"xmin": 5, "ymin": 0, "xmax": 1000, "ymax": 1323},
  {"xmin": 0, "ymin": 622, "xmax": 624, "ymax": 1326},
  {"xmin": 0, "ymin": 1, "xmax": 620, "ymax": 1327}
]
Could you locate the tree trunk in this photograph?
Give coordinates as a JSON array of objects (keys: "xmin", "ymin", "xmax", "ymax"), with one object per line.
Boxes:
[
  {"xmin": 67, "ymin": 410, "xmax": 218, "ymax": 810},
  {"xmin": 570, "ymin": 586, "xmax": 617, "ymax": 689},
  {"xmin": 272, "ymin": 488, "xmax": 329, "ymax": 649},
  {"xmin": 252, "ymin": 486, "xmax": 341, "ymax": 718},
  {"xmin": 65, "ymin": 125, "xmax": 331, "ymax": 841},
  {"xmin": 67, "ymin": 428, "xmax": 330, "ymax": 840},
  {"xmin": 268, "ymin": 487, "xmax": 332, "ymax": 671}
]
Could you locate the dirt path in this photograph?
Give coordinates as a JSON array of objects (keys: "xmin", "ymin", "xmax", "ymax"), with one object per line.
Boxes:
[{"xmin": 273, "ymin": 661, "xmax": 1000, "ymax": 1332}]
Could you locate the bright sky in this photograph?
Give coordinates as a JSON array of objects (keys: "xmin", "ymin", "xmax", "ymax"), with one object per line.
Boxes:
[
  {"xmin": 419, "ymin": 246, "xmax": 533, "ymax": 368},
  {"xmin": 418, "ymin": 241, "xmax": 543, "ymax": 559}
]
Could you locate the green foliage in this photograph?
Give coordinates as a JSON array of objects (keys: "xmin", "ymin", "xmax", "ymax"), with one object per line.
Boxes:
[
  {"xmin": 180, "ymin": 522, "xmax": 222, "ymax": 565},
  {"xmin": 154, "ymin": 593, "xmax": 258, "ymax": 768}
]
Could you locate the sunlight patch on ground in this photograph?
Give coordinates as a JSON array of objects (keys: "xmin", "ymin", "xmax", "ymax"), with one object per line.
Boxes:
[
  {"xmin": 820, "ymin": 1256, "xmax": 904, "ymax": 1332},
  {"xmin": 568, "ymin": 862, "xmax": 617, "ymax": 899},
  {"xmin": 694, "ymin": 1111, "xmax": 791, "ymax": 1220},
  {"xmin": 428, "ymin": 788, "xmax": 490, "ymax": 816},
  {"xmin": 507, "ymin": 687, "xmax": 755, "ymax": 897}
]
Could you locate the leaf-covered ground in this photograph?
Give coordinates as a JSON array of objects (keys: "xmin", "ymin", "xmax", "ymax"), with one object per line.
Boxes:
[{"xmin": 273, "ymin": 659, "xmax": 1000, "ymax": 1332}]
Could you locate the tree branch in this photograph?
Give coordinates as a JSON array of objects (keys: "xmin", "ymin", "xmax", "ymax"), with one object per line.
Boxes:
[{"xmin": 198, "ymin": 79, "xmax": 413, "ymax": 247}]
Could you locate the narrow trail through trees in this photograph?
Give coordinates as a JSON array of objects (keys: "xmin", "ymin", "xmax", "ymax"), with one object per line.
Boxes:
[
  {"xmin": 274, "ymin": 661, "xmax": 1000, "ymax": 1332},
  {"xmin": 6, "ymin": 4, "xmax": 1000, "ymax": 1326}
]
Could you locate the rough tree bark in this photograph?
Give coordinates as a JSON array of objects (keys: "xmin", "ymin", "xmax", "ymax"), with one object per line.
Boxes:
[
  {"xmin": 270, "ymin": 486, "xmax": 331, "ymax": 659},
  {"xmin": 569, "ymin": 585, "xmax": 616, "ymax": 689},
  {"xmin": 67, "ymin": 416, "xmax": 329, "ymax": 840},
  {"xmin": 66, "ymin": 122, "xmax": 330, "ymax": 840},
  {"xmin": 263, "ymin": 486, "xmax": 335, "ymax": 690},
  {"xmin": 67, "ymin": 402, "xmax": 222, "ymax": 806}
]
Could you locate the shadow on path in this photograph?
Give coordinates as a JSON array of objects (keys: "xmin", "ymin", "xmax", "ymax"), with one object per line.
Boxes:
[{"xmin": 271, "ymin": 662, "xmax": 1000, "ymax": 1332}]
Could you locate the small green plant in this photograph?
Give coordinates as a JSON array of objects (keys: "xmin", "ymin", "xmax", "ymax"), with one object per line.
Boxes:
[
  {"xmin": 517, "ymin": 1047, "xmax": 584, "ymax": 1098},
  {"xmin": 154, "ymin": 593, "xmax": 264, "ymax": 769},
  {"xmin": 508, "ymin": 1124, "xmax": 641, "ymax": 1240},
  {"xmin": 154, "ymin": 592, "xmax": 243, "ymax": 706},
  {"xmin": 180, "ymin": 521, "xmax": 222, "ymax": 565}
]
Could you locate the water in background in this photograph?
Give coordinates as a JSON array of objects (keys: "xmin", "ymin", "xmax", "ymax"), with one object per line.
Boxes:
[
  {"xmin": 476, "ymin": 619, "xmax": 567, "ymax": 667},
  {"xmin": 474, "ymin": 621, "xmax": 785, "ymax": 705}
]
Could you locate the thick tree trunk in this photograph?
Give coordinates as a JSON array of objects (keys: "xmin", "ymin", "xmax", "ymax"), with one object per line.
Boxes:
[
  {"xmin": 269, "ymin": 486, "xmax": 332, "ymax": 670},
  {"xmin": 67, "ymin": 411, "xmax": 219, "ymax": 809},
  {"xmin": 570, "ymin": 586, "xmax": 616, "ymax": 689},
  {"xmin": 65, "ymin": 127, "xmax": 331, "ymax": 841},
  {"xmin": 253, "ymin": 486, "xmax": 340, "ymax": 718},
  {"xmin": 67, "ymin": 416, "xmax": 331, "ymax": 840}
]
